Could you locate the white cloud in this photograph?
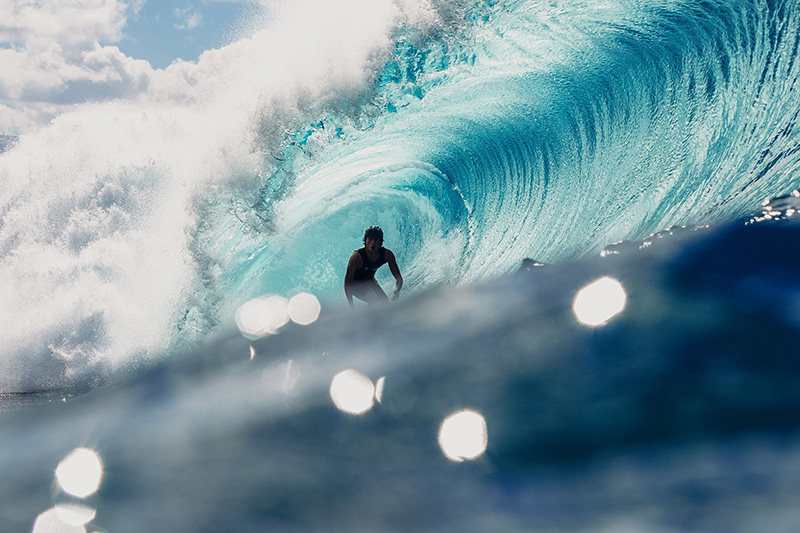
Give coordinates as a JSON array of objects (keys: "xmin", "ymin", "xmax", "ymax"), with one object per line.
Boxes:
[
  {"xmin": 0, "ymin": 42, "xmax": 153, "ymax": 103},
  {"xmin": 0, "ymin": 0, "xmax": 140, "ymax": 47},
  {"xmin": 0, "ymin": 102, "xmax": 65, "ymax": 135},
  {"xmin": 0, "ymin": 0, "xmax": 443, "ymax": 135},
  {"xmin": 174, "ymin": 11, "xmax": 203, "ymax": 31},
  {"xmin": 0, "ymin": 0, "xmax": 153, "ymax": 133}
]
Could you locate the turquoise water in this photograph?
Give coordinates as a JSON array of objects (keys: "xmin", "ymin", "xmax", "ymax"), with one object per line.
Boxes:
[{"xmin": 2, "ymin": 0, "xmax": 799, "ymax": 392}]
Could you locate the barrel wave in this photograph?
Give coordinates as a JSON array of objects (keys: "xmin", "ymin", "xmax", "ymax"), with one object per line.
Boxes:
[
  {"xmin": 220, "ymin": 0, "xmax": 800, "ymax": 296},
  {"xmin": 1, "ymin": 0, "xmax": 800, "ymax": 391}
]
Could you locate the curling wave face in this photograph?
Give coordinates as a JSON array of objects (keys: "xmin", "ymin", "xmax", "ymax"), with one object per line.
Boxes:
[{"xmin": 2, "ymin": 0, "xmax": 800, "ymax": 391}]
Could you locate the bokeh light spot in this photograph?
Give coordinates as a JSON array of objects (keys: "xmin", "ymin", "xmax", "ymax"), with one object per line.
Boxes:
[
  {"xmin": 330, "ymin": 369, "xmax": 375, "ymax": 415},
  {"xmin": 288, "ymin": 292, "xmax": 322, "ymax": 325},
  {"xmin": 572, "ymin": 276, "xmax": 627, "ymax": 326},
  {"xmin": 281, "ymin": 360, "xmax": 301, "ymax": 392},
  {"xmin": 235, "ymin": 295, "xmax": 290, "ymax": 339},
  {"xmin": 438, "ymin": 409, "xmax": 488, "ymax": 462},
  {"xmin": 55, "ymin": 448, "xmax": 103, "ymax": 499},
  {"xmin": 55, "ymin": 503, "xmax": 96, "ymax": 527},
  {"xmin": 375, "ymin": 376, "xmax": 385, "ymax": 403},
  {"xmin": 33, "ymin": 507, "xmax": 86, "ymax": 533}
]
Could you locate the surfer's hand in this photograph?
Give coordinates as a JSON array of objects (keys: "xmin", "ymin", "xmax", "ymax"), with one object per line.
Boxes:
[{"xmin": 391, "ymin": 289, "xmax": 400, "ymax": 301}]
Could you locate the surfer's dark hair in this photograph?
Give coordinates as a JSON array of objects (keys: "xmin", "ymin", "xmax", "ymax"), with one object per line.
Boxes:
[{"xmin": 364, "ymin": 226, "xmax": 384, "ymax": 244}]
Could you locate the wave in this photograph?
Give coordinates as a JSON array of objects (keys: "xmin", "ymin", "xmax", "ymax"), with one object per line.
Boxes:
[{"xmin": 2, "ymin": 0, "xmax": 800, "ymax": 391}]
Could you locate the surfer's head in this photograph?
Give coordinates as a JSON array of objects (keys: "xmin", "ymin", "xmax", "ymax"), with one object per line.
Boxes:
[{"xmin": 364, "ymin": 226, "xmax": 383, "ymax": 246}]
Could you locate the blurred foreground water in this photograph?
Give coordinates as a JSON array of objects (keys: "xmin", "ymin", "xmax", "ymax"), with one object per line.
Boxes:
[{"xmin": 3, "ymin": 196, "xmax": 800, "ymax": 532}]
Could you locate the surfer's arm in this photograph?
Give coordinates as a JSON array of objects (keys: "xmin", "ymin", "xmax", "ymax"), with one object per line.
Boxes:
[
  {"xmin": 344, "ymin": 252, "xmax": 362, "ymax": 307},
  {"xmin": 386, "ymin": 249, "xmax": 403, "ymax": 300}
]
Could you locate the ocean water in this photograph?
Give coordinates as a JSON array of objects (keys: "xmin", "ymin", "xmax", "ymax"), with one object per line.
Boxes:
[{"xmin": 2, "ymin": 0, "xmax": 800, "ymax": 531}]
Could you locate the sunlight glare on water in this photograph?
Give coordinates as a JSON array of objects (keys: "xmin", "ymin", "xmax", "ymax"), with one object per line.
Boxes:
[
  {"xmin": 438, "ymin": 410, "xmax": 488, "ymax": 462},
  {"xmin": 32, "ymin": 507, "xmax": 86, "ymax": 533},
  {"xmin": 54, "ymin": 503, "xmax": 96, "ymax": 527},
  {"xmin": 235, "ymin": 296, "xmax": 290, "ymax": 339},
  {"xmin": 330, "ymin": 369, "xmax": 375, "ymax": 415},
  {"xmin": 572, "ymin": 276, "xmax": 627, "ymax": 326},
  {"xmin": 375, "ymin": 376, "xmax": 386, "ymax": 403},
  {"xmin": 281, "ymin": 360, "xmax": 301, "ymax": 393},
  {"xmin": 288, "ymin": 292, "xmax": 322, "ymax": 325},
  {"xmin": 55, "ymin": 448, "xmax": 103, "ymax": 499}
]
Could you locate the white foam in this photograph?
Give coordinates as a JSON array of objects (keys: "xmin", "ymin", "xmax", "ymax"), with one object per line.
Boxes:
[{"xmin": 0, "ymin": 0, "xmax": 439, "ymax": 392}]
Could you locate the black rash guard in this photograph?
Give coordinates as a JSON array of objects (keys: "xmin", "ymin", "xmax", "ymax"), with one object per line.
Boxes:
[{"xmin": 353, "ymin": 247, "xmax": 386, "ymax": 281}]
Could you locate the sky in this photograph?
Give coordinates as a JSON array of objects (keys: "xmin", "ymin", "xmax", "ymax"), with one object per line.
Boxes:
[
  {"xmin": 0, "ymin": 0, "xmax": 262, "ymax": 136},
  {"xmin": 118, "ymin": 0, "xmax": 253, "ymax": 69}
]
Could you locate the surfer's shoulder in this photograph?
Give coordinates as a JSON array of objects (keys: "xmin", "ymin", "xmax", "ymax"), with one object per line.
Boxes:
[{"xmin": 349, "ymin": 250, "xmax": 364, "ymax": 267}]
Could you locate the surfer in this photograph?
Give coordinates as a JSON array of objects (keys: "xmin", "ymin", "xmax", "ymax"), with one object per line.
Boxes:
[{"xmin": 345, "ymin": 226, "xmax": 403, "ymax": 307}]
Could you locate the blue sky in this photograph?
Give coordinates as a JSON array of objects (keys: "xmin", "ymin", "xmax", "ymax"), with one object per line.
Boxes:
[{"xmin": 119, "ymin": 0, "xmax": 252, "ymax": 68}]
